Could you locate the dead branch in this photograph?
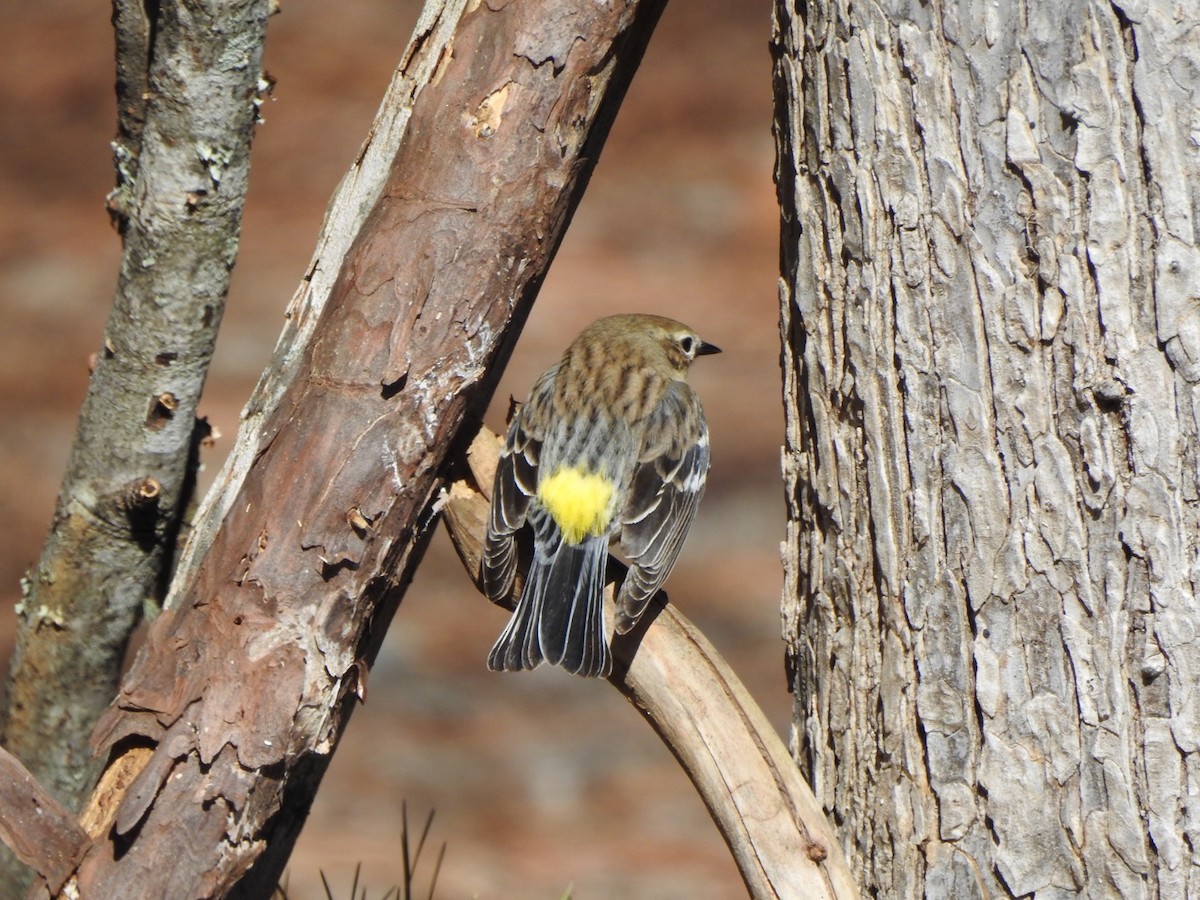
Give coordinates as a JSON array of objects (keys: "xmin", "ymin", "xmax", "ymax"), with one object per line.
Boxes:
[
  {"xmin": 443, "ymin": 428, "xmax": 860, "ymax": 900},
  {"xmin": 54, "ymin": 0, "xmax": 668, "ymax": 895}
]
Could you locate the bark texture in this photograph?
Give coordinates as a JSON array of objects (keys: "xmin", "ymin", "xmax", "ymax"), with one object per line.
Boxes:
[
  {"xmin": 60, "ymin": 0, "xmax": 666, "ymax": 895},
  {"xmin": 167, "ymin": 0, "xmax": 464, "ymax": 597},
  {"xmin": 774, "ymin": 0, "xmax": 1200, "ymax": 896},
  {"xmin": 2, "ymin": 0, "xmax": 269, "ymax": 813}
]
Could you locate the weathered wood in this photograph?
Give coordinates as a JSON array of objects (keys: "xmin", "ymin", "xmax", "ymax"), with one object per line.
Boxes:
[
  {"xmin": 61, "ymin": 0, "xmax": 668, "ymax": 895},
  {"xmin": 774, "ymin": 0, "xmax": 1200, "ymax": 895},
  {"xmin": 444, "ymin": 428, "xmax": 860, "ymax": 900}
]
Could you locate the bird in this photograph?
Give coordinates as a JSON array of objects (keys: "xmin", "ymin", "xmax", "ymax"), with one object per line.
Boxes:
[{"xmin": 481, "ymin": 313, "xmax": 720, "ymax": 678}]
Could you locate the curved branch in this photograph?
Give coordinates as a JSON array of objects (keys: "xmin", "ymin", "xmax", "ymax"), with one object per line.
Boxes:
[{"xmin": 444, "ymin": 429, "xmax": 860, "ymax": 900}]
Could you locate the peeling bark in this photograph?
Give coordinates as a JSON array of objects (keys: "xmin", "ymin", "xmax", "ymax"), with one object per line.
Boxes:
[
  {"xmin": 60, "ymin": 0, "xmax": 668, "ymax": 894},
  {"xmin": 775, "ymin": 0, "xmax": 1200, "ymax": 896}
]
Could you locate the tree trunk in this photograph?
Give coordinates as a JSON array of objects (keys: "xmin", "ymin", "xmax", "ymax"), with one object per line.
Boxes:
[
  {"xmin": 55, "ymin": 0, "xmax": 667, "ymax": 895},
  {"xmin": 2, "ymin": 0, "xmax": 269, "ymax": 817},
  {"xmin": 774, "ymin": 0, "xmax": 1200, "ymax": 896}
]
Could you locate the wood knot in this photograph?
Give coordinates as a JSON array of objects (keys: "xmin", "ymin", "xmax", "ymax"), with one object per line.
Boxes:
[
  {"xmin": 146, "ymin": 392, "xmax": 178, "ymax": 430},
  {"xmin": 124, "ymin": 477, "xmax": 162, "ymax": 509}
]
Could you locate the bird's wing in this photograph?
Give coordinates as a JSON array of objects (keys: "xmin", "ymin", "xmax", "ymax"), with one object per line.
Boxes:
[
  {"xmin": 481, "ymin": 365, "xmax": 558, "ymax": 601},
  {"xmin": 615, "ymin": 381, "xmax": 710, "ymax": 632}
]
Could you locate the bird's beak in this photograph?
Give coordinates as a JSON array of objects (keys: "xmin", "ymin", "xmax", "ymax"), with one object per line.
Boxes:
[{"xmin": 696, "ymin": 340, "xmax": 722, "ymax": 357}]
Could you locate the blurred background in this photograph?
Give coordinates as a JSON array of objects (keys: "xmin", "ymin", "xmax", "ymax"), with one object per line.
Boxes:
[{"xmin": 0, "ymin": 0, "xmax": 786, "ymax": 896}]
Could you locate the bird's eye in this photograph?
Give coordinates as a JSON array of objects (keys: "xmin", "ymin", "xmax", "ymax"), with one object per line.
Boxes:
[{"xmin": 679, "ymin": 335, "xmax": 696, "ymax": 355}]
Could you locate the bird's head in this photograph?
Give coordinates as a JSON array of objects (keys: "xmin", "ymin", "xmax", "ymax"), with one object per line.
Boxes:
[{"xmin": 630, "ymin": 314, "xmax": 722, "ymax": 377}]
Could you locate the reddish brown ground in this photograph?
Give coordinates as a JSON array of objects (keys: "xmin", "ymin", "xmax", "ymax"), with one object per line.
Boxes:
[{"xmin": 0, "ymin": 1, "xmax": 788, "ymax": 896}]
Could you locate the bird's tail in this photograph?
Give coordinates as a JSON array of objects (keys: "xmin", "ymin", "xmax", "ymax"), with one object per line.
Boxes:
[{"xmin": 487, "ymin": 512, "xmax": 611, "ymax": 678}]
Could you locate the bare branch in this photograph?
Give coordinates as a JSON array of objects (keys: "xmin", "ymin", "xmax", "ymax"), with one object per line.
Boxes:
[
  {"xmin": 1, "ymin": 0, "xmax": 271, "ymax": 825},
  {"xmin": 444, "ymin": 428, "xmax": 860, "ymax": 900},
  {"xmin": 108, "ymin": 0, "xmax": 152, "ymax": 230},
  {"xmin": 61, "ymin": 0, "xmax": 668, "ymax": 893},
  {"xmin": 168, "ymin": 0, "xmax": 469, "ymax": 597}
]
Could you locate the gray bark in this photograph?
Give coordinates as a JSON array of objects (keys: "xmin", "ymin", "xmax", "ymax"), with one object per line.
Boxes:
[
  {"xmin": 774, "ymin": 0, "xmax": 1200, "ymax": 896},
  {"xmin": 1, "ymin": 0, "xmax": 269, "ymax": 819}
]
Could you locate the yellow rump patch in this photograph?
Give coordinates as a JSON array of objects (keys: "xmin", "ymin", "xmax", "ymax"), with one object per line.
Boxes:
[{"xmin": 538, "ymin": 466, "xmax": 615, "ymax": 545}]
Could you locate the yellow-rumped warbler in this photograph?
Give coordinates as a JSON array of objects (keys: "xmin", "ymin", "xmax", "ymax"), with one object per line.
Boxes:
[{"xmin": 482, "ymin": 313, "xmax": 720, "ymax": 678}]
